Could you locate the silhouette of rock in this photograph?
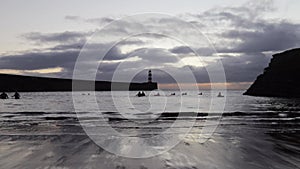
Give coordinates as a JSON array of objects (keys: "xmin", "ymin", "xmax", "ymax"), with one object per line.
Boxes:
[{"xmin": 244, "ymin": 48, "xmax": 300, "ymax": 98}]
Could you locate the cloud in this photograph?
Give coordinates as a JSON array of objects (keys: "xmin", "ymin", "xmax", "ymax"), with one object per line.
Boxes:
[
  {"xmin": 50, "ymin": 43, "xmax": 84, "ymax": 51},
  {"xmin": 170, "ymin": 46, "xmax": 193, "ymax": 54},
  {"xmin": 86, "ymin": 17, "xmax": 115, "ymax": 25},
  {"xmin": 133, "ymin": 48, "xmax": 179, "ymax": 63},
  {"xmin": 22, "ymin": 31, "xmax": 92, "ymax": 44},
  {"xmin": 170, "ymin": 46, "xmax": 215, "ymax": 56},
  {"xmin": 0, "ymin": 51, "xmax": 79, "ymax": 71},
  {"xmin": 64, "ymin": 15, "xmax": 115, "ymax": 25},
  {"xmin": 64, "ymin": 15, "xmax": 81, "ymax": 21},
  {"xmin": 1, "ymin": 0, "xmax": 300, "ymax": 85},
  {"xmin": 219, "ymin": 21, "xmax": 300, "ymax": 53},
  {"xmin": 189, "ymin": 0, "xmax": 300, "ymax": 54},
  {"xmin": 220, "ymin": 52, "xmax": 271, "ymax": 82}
]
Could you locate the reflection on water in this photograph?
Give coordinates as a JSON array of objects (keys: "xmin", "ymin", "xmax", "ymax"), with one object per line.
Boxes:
[{"xmin": 0, "ymin": 90, "xmax": 299, "ymax": 168}]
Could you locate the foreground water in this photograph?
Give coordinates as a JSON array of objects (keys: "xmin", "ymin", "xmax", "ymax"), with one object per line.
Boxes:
[{"xmin": 0, "ymin": 90, "xmax": 299, "ymax": 168}]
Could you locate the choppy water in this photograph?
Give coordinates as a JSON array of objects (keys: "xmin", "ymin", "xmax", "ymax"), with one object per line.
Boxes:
[{"xmin": 0, "ymin": 90, "xmax": 299, "ymax": 169}]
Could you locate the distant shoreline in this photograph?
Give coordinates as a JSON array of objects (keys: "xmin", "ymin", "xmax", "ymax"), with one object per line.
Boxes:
[{"xmin": 0, "ymin": 73, "xmax": 158, "ymax": 92}]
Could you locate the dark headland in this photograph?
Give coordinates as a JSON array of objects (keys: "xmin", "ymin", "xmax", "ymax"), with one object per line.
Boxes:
[
  {"xmin": 244, "ymin": 48, "xmax": 300, "ymax": 98},
  {"xmin": 0, "ymin": 73, "xmax": 158, "ymax": 92}
]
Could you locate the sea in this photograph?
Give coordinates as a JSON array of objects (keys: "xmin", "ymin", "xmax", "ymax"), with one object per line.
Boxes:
[{"xmin": 0, "ymin": 90, "xmax": 299, "ymax": 169}]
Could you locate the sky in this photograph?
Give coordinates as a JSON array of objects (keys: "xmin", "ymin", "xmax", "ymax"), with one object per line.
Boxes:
[{"xmin": 0, "ymin": 0, "xmax": 300, "ymax": 89}]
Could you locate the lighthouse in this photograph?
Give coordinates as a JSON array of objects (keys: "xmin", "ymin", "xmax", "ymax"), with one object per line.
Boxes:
[{"xmin": 148, "ymin": 70, "xmax": 152, "ymax": 83}]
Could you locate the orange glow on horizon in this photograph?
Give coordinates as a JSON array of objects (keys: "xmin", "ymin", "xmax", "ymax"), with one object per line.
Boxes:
[
  {"xmin": 0, "ymin": 67, "xmax": 63, "ymax": 75},
  {"xmin": 158, "ymin": 82, "xmax": 252, "ymax": 90}
]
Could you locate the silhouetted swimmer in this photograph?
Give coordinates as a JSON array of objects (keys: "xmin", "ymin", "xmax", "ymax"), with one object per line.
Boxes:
[
  {"xmin": 13, "ymin": 92, "xmax": 20, "ymax": 99},
  {"xmin": 136, "ymin": 91, "xmax": 146, "ymax": 97},
  {"xmin": 217, "ymin": 92, "xmax": 224, "ymax": 97},
  {"xmin": 198, "ymin": 92, "xmax": 203, "ymax": 95},
  {"xmin": 170, "ymin": 93, "xmax": 176, "ymax": 96},
  {"xmin": 0, "ymin": 92, "xmax": 9, "ymax": 99},
  {"xmin": 182, "ymin": 92, "xmax": 187, "ymax": 95},
  {"xmin": 136, "ymin": 91, "xmax": 140, "ymax": 96}
]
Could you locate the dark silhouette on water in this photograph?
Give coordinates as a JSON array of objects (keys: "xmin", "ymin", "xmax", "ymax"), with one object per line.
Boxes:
[
  {"xmin": 245, "ymin": 48, "xmax": 300, "ymax": 98},
  {"xmin": 13, "ymin": 92, "xmax": 20, "ymax": 99},
  {"xmin": 136, "ymin": 91, "xmax": 146, "ymax": 97},
  {"xmin": 217, "ymin": 92, "xmax": 224, "ymax": 97},
  {"xmin": 0, "ymin": 92, "xmax": 8, "ymax": 99}
]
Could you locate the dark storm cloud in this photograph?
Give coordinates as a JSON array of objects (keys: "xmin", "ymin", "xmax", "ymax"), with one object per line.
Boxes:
[
  {"xmin": 165, "ymin": 52, "xmax": 271, "ymax": 83},
  {"xmin": 103, "ymin": 45, "xmax": 179, "ymax": 63},
  {"xmin": 133, "ymin": 48, "xmax": 179, "ymax": 63},
  {"xmin": 0, "ymin": 51, "xmax": 79, "ymax": 71},
  {"xmin": 170, "ymin": 46, "xmax": 193, "ymax": 54},
  {"xmin": 220, "ymin": 53, "xmax": 271, "ymax": 82},
  {"xmin": 96, "ymin": 48, "xmax": 184, "ymax": 82},
  {"xmin": 0, "ymin": 44, "xmax": 180, "ymax": 81},
  {"xmin": 219, "ymin": 21, "xmax": 300, "ymax": 53},
  {"xmin": 179, "ymin": 1, "xmax": 300, "ymax": 83},
  {"xmin": 188, "ymin": 0, "xmax": 300, "ymax": 54},
  {"xmin": 170, "ymin": 46, "xmax": 215, "ymax": 56},
  {"xmin": 103, "ymin": 46, "xmax": 125, "ymax": 60},
  {"xmin": 49, "ymin": 42, "xmax": 87, "ymax": 51}
]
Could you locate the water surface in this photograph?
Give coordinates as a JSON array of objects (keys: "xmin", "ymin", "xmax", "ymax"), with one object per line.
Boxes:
[{"xmin": 0, "ymin": 90, "xmax": 299, "ymax": 168}]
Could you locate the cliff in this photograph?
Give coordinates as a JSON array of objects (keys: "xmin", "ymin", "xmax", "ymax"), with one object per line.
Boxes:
[
  {"xmin": 0, "ymin": 74, "xmax": 158, "ymax": 92},
  {"xmin": 244, "ymin": 48, "xmax": 300, "ymax": 98}
]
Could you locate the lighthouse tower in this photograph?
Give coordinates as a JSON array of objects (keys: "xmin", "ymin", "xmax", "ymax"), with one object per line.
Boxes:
[{"xmin": 148, "ymin": 70, "xmax": 152, "ymax": 83}]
